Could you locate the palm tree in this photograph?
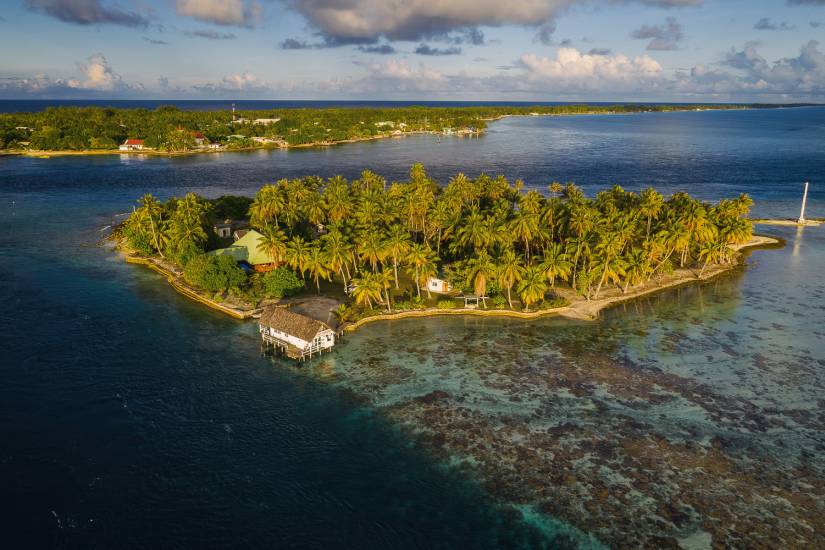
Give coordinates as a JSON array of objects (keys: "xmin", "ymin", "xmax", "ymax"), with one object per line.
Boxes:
[
  {"xmin": 249, "ymin": 184, "xmax": 284, "ymax": 228},
  {"xmin": 305, "ymin": 245, "xmax": 330, "ymax": 294},
  {"xmin": 285, "ymin": 235, "xmax": 311, "ymax": 280},
  {"xmin": 167, "ymin": 192, "xmax": 209, "ymax": 253},
  {"xmin": 567, "ymin": 204, "xmax": 593, "ymax": 282},
  {"xmin": 509, "ymin": 209, "xmax": 538, "ymax": 261},
  {"xmin": 467, "ymin": 250, "xmax": 496, "ymax": 307},
  {"xmin": 517, "ymin": 265, "xmax": 547, "ymax": 311},
  {"xmin": 405, "ymin": 243, "xmax": 437, "ymax": 298},
  {"xmin": 639, "ymin": 187, "xmax": 664, "ymax": 240},
  {"xmin": 378, "ymin": 269, "xmax": 394, "ymax": 312},
  {"xmin": 138, "ymin": 194, "xmax": 165, "ymax": 256},
  {"xmin": 541, "ymin": 243, "xmax": 572, "ymax": 288},
  {"xmin": 257, "ymin": 225, "xmax": 288, "ymax": 268},
  {"xmin": 383, "ymin": 225, "xmax": 411, "ymax": 288},
  {"xmin": 357, "ymin": 230, "xmax": 386, "ymax": 272},
  {"xmin": 351, "ymin": 272, "xmax": 383, "ymax": 310},
  {"xmin": 302, "ymin": 191, "xmax": 326, "ymax": 227},
  {"xmin": 321, "ymin": 230, "xmax": 353, "ymax": 292},
  {"xmin": 496, "ymin": 249, "xmax": 525, "ymax": 309}
]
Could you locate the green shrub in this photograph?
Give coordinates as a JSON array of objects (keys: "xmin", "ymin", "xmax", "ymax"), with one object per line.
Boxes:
[
  {"xmin": 395, "ymin": 300, "xmax": 412, "ymax": 311},
  {"xmin": 539, "ymin": 296, "xmax": 569, "ymax": 310},
  {"xmin": 183, "ymin": 254, "xmax": 247, "ymax": 292},
  {"xmin": 491, "ymin": 295, "xmax": 508, "ymax": 309},
  {"xmin": 120, "ymin": 223, "xmax": 153, "ymax": 255},
  {"xmin": 436, "ymin": 299, "xmax": 456, "ymax": 309},
  {"xmin": 411, "ymin": 296, "xmax": 426, "ymax": 310},
  {"xmin": 262, "ymin": 267, "xmax": 304, "ymax": 298}
]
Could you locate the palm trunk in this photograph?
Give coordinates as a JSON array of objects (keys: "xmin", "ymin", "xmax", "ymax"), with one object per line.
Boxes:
[
  {"xmin": 315, "ymin": 275, "xmax": 321, "ymax": 294},
  {"xmin": 415, "ymin": 267, "xmax": 421, "ymax": 298},
  {"xmin": 340, "ymin": 267, "xmax": 348, "ymax": 292},
  {"xmin": 506, "ymin": 286, "xmax": 513, "ymax": 309},
  {"xmin": 393, "ymin": 257, "xmax": 399, "ymax": 288}
]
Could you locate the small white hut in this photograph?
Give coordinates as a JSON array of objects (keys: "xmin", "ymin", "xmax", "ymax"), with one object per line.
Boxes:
[
  {"xmin": 425, "ymin": 276, "xmax": 452, "ymax": 294},
  {"xmin": 259, "ymin": 307, "xmax": 335, "ymax": 360}
]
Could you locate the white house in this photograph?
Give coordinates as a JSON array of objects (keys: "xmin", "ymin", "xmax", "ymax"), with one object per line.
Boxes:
[
  {"xmin": 119, "ymin": 139, "xmax": 144, "ymax": 151},
  {"xmin": 426, "ymin": 276, "xmax": 452, "ymax": 294},
  {"xmin": 259, "ymin": 307, "xmax": 336, "ymax": 360},
  {"xmin": 253, "ymin": 118, "xmax": 281, "ymax": 125}
]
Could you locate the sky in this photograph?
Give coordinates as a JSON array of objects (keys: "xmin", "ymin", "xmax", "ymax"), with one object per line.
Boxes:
[{"xmin": 1, "ymin": 0, "xmax": 824, "ymax": 102}]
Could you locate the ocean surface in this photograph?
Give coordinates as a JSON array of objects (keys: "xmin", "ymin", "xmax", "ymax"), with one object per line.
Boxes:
[{"xmin": 1, "ymin": 107, "xmax": 823, "ymax": 548}]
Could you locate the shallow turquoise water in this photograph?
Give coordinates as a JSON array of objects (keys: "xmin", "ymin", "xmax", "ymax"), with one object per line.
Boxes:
[{"xmin": 1, "ymin": 108, "xmax": 823, "ymax": 547}]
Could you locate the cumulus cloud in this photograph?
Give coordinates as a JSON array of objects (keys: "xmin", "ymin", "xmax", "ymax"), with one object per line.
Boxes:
[
  {"xmin": 631, "ymin": 17, "xmax": 683, "ymax": 50},
  {"xmin": 176, "ymin": 0, "xmax": 260, "ymax": 27},
  {"xmin": 0, "ymin": 52, "xmax": 139, "ymax": 96},
  {"xmin": 415, "ymin": 44, "xmax": 462, "ymax": 56},
  {"xmin": 516, "ymin": 48, "xmax": 663, "ymax": 90},
  {"xmin": 193, "ymin": 72, "xmax": 270, "ymax": 95},
  {"xmin": 25, "ymin": 0, "xmax": 149, "ymax": 27},
  {"xmin": 754, "ymin": 17, "xmax": 795, "ymax": 31},
  {"xmin": 75, "ymin": 53, "xmax": 130, "ymax": 90},
  {"xmin": 676, "ymin": 40, "xmax": 825, "ymax": 97},
  {"xmin": 284, "ymin": 0, "xmax": 702, "ymax": 45}
]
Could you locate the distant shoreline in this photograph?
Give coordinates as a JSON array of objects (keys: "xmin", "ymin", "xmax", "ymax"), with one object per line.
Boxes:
[{"xmin": 3, "ymin": 104, "xmax": 783, "ymax": 159}]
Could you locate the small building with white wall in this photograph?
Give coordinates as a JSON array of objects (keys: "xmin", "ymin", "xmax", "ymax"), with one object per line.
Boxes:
[{"xmin": 259, "ymin": 307, "xmax": 336, "ymax": 360}]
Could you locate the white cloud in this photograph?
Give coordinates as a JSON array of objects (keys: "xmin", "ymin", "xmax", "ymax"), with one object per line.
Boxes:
[
  {"xmin": 76, "ymin": 53, "xmax": 127, "ymax": 90},
  {"xmin": 176, "ymin": 0, "xmax": 261, "ymax": 27},
  {"xmin": 516, "ymin": 48, "xmax": 663, "ymax": 87},
  {"xmin": 193, "ymin": 72, "xmax": 270, "ymax": 94},
  {"xmin": 283, "ymin": 0, "xmax": 702, "ymax": 44}
]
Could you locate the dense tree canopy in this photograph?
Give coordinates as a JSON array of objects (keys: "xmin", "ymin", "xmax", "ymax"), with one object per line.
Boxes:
[{"xmin": 121, "ymin": 165, "xmax": 754, "ymax": 314}]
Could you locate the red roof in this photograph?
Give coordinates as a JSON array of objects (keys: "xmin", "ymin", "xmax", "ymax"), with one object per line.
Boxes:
[
  {"xmin": 124, "ymin": 139, "xmax": 144, "ymax": 145},
  {"xmin": 192, "ymin": 131, "xmax": 205, "ymax": 139}
]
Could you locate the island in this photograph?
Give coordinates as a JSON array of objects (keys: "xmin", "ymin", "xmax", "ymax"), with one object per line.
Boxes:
[
  {"xmin": 112, "ymin": 164, "xmax": 780, "ymax": 354},
  {"xmin": 0, "ymin": 103, "xmax": 802, "ymax": 156}
]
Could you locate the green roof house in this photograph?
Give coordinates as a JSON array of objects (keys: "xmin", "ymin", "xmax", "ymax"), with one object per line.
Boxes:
[{"xmin": 209, "ymin": 229, "xmax": 276, "ymax": 269}]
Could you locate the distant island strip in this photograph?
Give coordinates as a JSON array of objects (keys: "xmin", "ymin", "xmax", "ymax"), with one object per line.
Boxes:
[
  {"xmin": 1, "ymin": 103, "xmax": 809, "ymax": 157},
  {"xmin": 110, "ymin": 165, "xmax": 782, "ymax": 359}
]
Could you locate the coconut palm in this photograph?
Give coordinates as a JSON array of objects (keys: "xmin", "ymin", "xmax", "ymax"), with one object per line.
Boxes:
[
  {"xmin": 405, "ymin": 243, "xmax": 438, "ymax": 298},
  {"xmin": 517, "ymin": 265, "xmax": 547, "ymax": 312},
  {"xmin": 541, "ymin": 243, "xmax": 573, "ymax": 288},
  {"xmin": 285, "ymin": 235, "xmax": 311, "ymax": 280},
  {"xmin": 321, "ymin": 230, "xmax": 353, "ymax": 292},
  {"xmin": 257, "ymin": 225, "xmax": 288, "ymax": 268},
  {"xmin": 357, "ymin": 230, "xmax": 386, "ymax": 272},
  {"xmin": 138, "ymin": 194, "xmax": 166, "ymax": 256},
  {"xmin": 304, "ymin": 245, "xmax": 330, "ymax": 294},
  {"xmin": 467, "ymin": 250, "xmax": 496, "ymax": 307},
  {"xmin": 383, "ymin": 224, "xmax": 411, "ymax": 288},
  {"xmin": 496, "ymin": 249, "xmax": 525, "ymax": 309},
  {"xmin": 249, "ymin": 184, "xmax": 284, "ymax": 228},
  {"xmin": 639, "ymin": 187, "xmax": 664, "ymax": 239},
  {"xmin": 351, "ymin": 272, "xmax": 383, "ymax": 310}
]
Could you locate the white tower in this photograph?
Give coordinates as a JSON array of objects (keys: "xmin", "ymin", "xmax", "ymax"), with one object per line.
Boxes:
[
  {"xmin": 798, "ymin": 181, "xmax": 809, "ymax": 225},
  {"xmin": 232, "ymin": 103, "xmax": 236, "ymax": 122}
]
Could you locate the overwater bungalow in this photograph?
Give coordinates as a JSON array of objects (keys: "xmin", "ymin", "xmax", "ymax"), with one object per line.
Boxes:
[{"xmin": 259, "ymin": 307, "xmax": 336, "ymax": 360}]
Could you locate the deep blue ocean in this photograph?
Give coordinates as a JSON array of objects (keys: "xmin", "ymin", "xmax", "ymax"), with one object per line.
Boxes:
[{"xmin": 1, "ymin": 107, "xmax": 823, "ymax": 548}]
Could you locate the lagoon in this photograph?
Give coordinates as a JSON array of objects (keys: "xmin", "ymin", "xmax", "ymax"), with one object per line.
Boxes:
[{"xmin": 1, "ymin": 107, "xmax": 823, "ymax": 547}]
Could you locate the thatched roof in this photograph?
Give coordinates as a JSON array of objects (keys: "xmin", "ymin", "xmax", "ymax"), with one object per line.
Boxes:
[{"xmin": 259, "ymin": 307, "xmax": 331, "ymax": 342}]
